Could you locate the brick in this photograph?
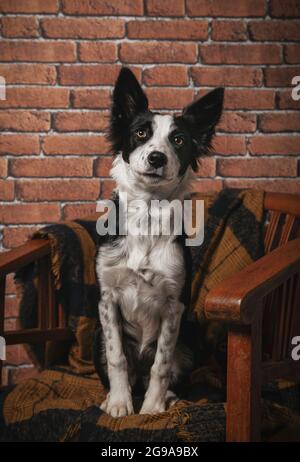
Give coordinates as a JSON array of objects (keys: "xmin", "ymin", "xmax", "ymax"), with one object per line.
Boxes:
[
  {"xmin": 143, "ymin": 66, "xmax": 189, "ymax": 86},
  {"xmin": 1, "ymin": 17, "xmax": 39, "ymax": 38},
  {"xmin": 213, "ymin": 135, "xmax": 246, "ymax": 155},
  {"xmin": 59, "ymin": 65, "xmax": 121, "ymax": 85},
  {"xmin": 264, "ymin": 67, "xmax": 300, "ymax": 87},
  {"xmin": 79, "ymin": 42, "xmax": 117, "ymax": 62},
  {"xmin": 0, "ymin": 111, "xmax": 51, "ymax": 132},
  {"xmin": 0, "ymin": 134, "xmax": 40, "ymax": 155},
  {"xmin": 72, "ymin": 89, "xmax": 111, "ymax": 109},
  {"xmin": 249, "ymin": 136, "xmax": 300, "ymax": 155},
  {"xmin": 260, "ymin": 113, "xmax": 300, "ymax": 132},
  {"xmin": 0, "ymin": 180, "xmax": 14, "ymax": 200},
  {"xmin": 94, "ymin": 157, "xmax": 113, "ymax": 177},
  {"xmin": 146, "ymin": 88, "xmax": 194, "ymax": 109},
  {"xmin": 4, "ymin": 318, "xmax": 17, "ymax": 331},
  {"xmin": 193, "ymin": 179, "xmax": 223, "ymax": 193},
  {"xmin": 218, "ymin": 112, "xmax": 257, "ymax": 133},
  {"xmin": 270, "ymin": 0, "xmax": 300, "ymax": 18},
  {"xmin": 195, "ymin": 158, "xmax": 216, "ymax": 177},
  {"xmin": 0, "ymin": 158, "xmax": 8, "ymax": 178},
  {"xmin": 62, "ymin": 0, "xmax": 143, "ymax": 15},
  {"xmin": 63, "ymin": 203, "xmax": 97, "ymax": 220},
  {"xmin": 127, "ymin": 20, "xmax": 208, "ymax": 40},
  {"xmin": 0, "ymin": 41, "xmax": 76, "ymax": 62},
  {"xmin": 285, "ymin": 45, "xmax": 300, "ymax": 64},
  {"xmin": 211, "ymin": 20, "xmax": 247, "ymax": 41},
  {"xmin": 224, "ymin": 179, "xmax": 300, "ymax": 194},
  {"xmin": 249, "ymin": 20, "xmax": 300, "ymax": 41},
  {"xmin": 5, "ymin": 274, "xmax": 17, "ymax": 295},
  {"xmin": 101, "ymin": 179, "xmax": 116, "ymax": 199},
  {"xmin": 54, "ymin": 111, "xmax": 109, "ymax": 132},
  {"xmin": 41, "ymin": 18, "xmax": 125, "ymax": 39},
  {"xmin": 42, "ymin": 135, "xmax": 109, "ymax": 155},
  {"xmin": 146, "ymin": 0, "xmax": 184, "ymax": 16},
  {"xmin": 120, "ymin": 42, "xmax": 197, "ymax": 64},
  {"xmin": 223, "ymin": 89, "xmax": 275, "ymax": 110},
  {"xmin": 200, "ymin": 44, "xmax": 281, "ymax": 64},
  {"xmin": 10, "ymin": 158, "xmax": 93, "ymax": 177},
  {"xmin": 0, "ymin": 0, "xmax": 58, "ymax": 13},
  {"xmin": 0, "ymin": 64, "xmax": 56, "ymax": 85},
  {"xmin": 278, "ymin": 90, "xmax": 300, "ymax": 109},
  {"xmin": 2, "ymin": 226, "xmax": 39, "ymax": 248},
  {"xmin": 218, "ymin": 158, "xmax": 297, "ymax": 177},
  {"xmin": 187, "ymin": 0, "xmax": 266, "ymax": 16},
  {"xmin": 0, "ymin": 88, "xmax": 69, "ymax": 109},
  {"xmin": 0, "ymin": 204, "xmax": 60, "ymax": 224},
  {"xmin": 5, "ymin": 297, "xmax": 19, "ymax": 318},
  {"xmin": 3, "ymin": 296, "xmax": 15, "ymax": 318},
  {"xmin": 6, "ymin": 345, "xmax": 31, "ymax": 366},
  {"xmin": 17, "ymin": 179, "xmax": 101, "ymax": 201},
  {"xmin": 9, "ymin": 366, "xmax": 39, "ymax": 385},
  {"xmin": 191, "ymin": 66, "xmax": 262, "ymax": 87}
]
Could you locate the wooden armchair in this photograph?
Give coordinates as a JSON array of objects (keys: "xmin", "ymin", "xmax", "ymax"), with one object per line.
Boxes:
[{"xmin": 1, "ymin": 191, "xmax": 300, "ymax": 442}]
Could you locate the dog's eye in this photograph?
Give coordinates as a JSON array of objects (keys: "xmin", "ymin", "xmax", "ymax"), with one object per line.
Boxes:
[
  {"xmin": 174, "ymin": 135, "xmax": 185, "ymax": 146},
  {"xmin": 136, "ymin": 129, "xmax": 147, "ymax": 139}
]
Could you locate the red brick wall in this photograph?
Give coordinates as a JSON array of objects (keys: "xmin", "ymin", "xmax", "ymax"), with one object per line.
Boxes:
[{"xmin": 1, "ymin": 0, "xmax": 300, "ymax": 384}]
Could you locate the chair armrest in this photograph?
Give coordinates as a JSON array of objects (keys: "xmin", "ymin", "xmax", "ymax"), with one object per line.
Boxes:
[
  {"xmin": 0, "ymin": 238, "xmax": 73, "ymax": 350},
  {"xmin": 0, "ymin": 239, "xmax": 50, "ymax": 276},
  {"xmin": 205, "ymin": 238, "xmax": 300, "ymax": 324}
]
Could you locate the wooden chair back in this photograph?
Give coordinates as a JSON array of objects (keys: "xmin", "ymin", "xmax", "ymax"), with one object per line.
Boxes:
[{"xmin": 262, "ymin": 193, "xmax": 300, "ymax": 369}]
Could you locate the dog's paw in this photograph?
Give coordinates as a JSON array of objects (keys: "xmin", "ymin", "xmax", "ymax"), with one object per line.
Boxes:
[
  {"xmin": 100, "ymin": 391, "xmax": 133, "ymax": 418},
  {"xmin": 140, "ymin": 396, "xmax": 166, "ymax": 415},
  {"xmin": 165, "ymin": 389, "xmax": 179, "ymax": 408},
  {"xmin": 140, "ymin": 390, "xmax": 178, "ymax": 415}
]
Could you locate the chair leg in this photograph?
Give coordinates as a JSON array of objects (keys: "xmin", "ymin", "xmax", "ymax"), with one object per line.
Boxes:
[
  {"xmin": 0, "ymin": 276, "xmax": 6, "ymax": 386},
  {"xmin": 226, "ymin": 315, "xmax": 262, "ymax": 442}
]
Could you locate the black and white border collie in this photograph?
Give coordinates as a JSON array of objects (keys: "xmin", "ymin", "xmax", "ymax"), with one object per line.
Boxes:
[{"xmin": 96, "ymin": 68, "xmax": 224, "ymax": 417}]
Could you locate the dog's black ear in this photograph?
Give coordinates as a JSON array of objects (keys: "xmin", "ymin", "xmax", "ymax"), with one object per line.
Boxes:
[
  {"xmin": 109, "ymin": 68, "xmax": 148, "ymax": 154},
  {"xmin": 112, "ymin": 68, "xmax": 148, "ymax": 122},
  {"xmin": 182, "ymin": 87, "xmax": 224, "ymax": 130},
  {"xmin": 181, "ymin": 88, "xmax": 224, "ymax": 159}
]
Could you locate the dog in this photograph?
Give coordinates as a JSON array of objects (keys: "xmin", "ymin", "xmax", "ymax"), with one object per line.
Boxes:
[{"xmin": 96, "ymin": 68, "xmax": 224, "ymax": 417}]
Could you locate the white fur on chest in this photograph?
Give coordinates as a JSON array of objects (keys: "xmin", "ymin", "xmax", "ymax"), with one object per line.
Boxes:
[{"xmin": 96, "ymin": 201, "xmax": 185, "ymax": 350}]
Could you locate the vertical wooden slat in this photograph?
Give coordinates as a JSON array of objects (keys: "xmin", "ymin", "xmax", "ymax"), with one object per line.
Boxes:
[
  {"xmin": 274, "ymin": 285, "xmax": 283, "ymax": 361},
  {"xmin": 0, "ymin": 276, "xmax": 6, "ymax": 386},
  {"xmin": 263, "ymin": 289, "xmax": 278, "ymax": 360},
  {"xmin": 37, "ymin": 254, "xmax": 56, "ymax": 329},
  {"xmin": 279, "ymin": 214, "xmax": 295, "ymax": 246},
  {"xmin": 37, "ymin": 257, "xmax": 49, "ymax": 330},
  {"xmin": 48, "ymin": 257, "xmax": 56, "ymax": 329},
  {"xmin": 58, "ymin": 304, "xmax": 66, "ymax": 328},
  {"xmin": 226, "ymin": 311, "xmax": 262, "ymax": 442},
  {"xmin": 289, "ymin": 272, "xmax": 300, "ymax": 355},
  {"xmin": 282, "ymin": 274, "xmax": 298, "ymax": 359},
  {"xmin": 263, "ymin": 288, "xmax": 280, "ymax": 360},
  {"xmin": 277, "ymin": 281, "xmax": 287, "ymax": 360},
  {"xmin": 264, "ymin": 211, "xmax": 281, "ymax": 253}
]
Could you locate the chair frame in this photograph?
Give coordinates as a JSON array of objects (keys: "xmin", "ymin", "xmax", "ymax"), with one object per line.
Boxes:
[{"xmin": 1, "ymin": 191, "xmax": 300, "ymax": 442}]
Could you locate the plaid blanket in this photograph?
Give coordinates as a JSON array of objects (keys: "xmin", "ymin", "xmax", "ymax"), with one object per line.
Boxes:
[{"xmin": 1, "ymin": 188, "xmax": 299, "ymax": 442}]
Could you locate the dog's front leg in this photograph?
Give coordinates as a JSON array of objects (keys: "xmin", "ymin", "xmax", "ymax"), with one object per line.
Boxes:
[
  {"xmin": 99, "ymin": 292, "xmax": 133, "ymax": 417},
  {"xmin": 140, "ymin": 300, "xmax": 184, "ymax": 414}
]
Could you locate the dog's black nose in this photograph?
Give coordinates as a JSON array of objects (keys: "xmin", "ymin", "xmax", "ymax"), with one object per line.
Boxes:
[{"xmin": 148, "ymin": 151, "xmax": 167, "ymax": 169}]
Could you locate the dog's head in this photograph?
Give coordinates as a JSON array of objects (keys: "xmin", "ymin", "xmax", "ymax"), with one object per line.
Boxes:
[{"xmin": 109, "ymin": 68, "xmax": 224, "ymax": 192}]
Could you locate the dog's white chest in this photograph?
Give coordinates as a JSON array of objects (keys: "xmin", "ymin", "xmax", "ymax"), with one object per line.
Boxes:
[
  {"xmin": 97, "ymin": 230, "xmax": 185, "ymax": 349},
  {"xmin": 124, "ymin": 235, "xmax": 184, "ymax": 347}
]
